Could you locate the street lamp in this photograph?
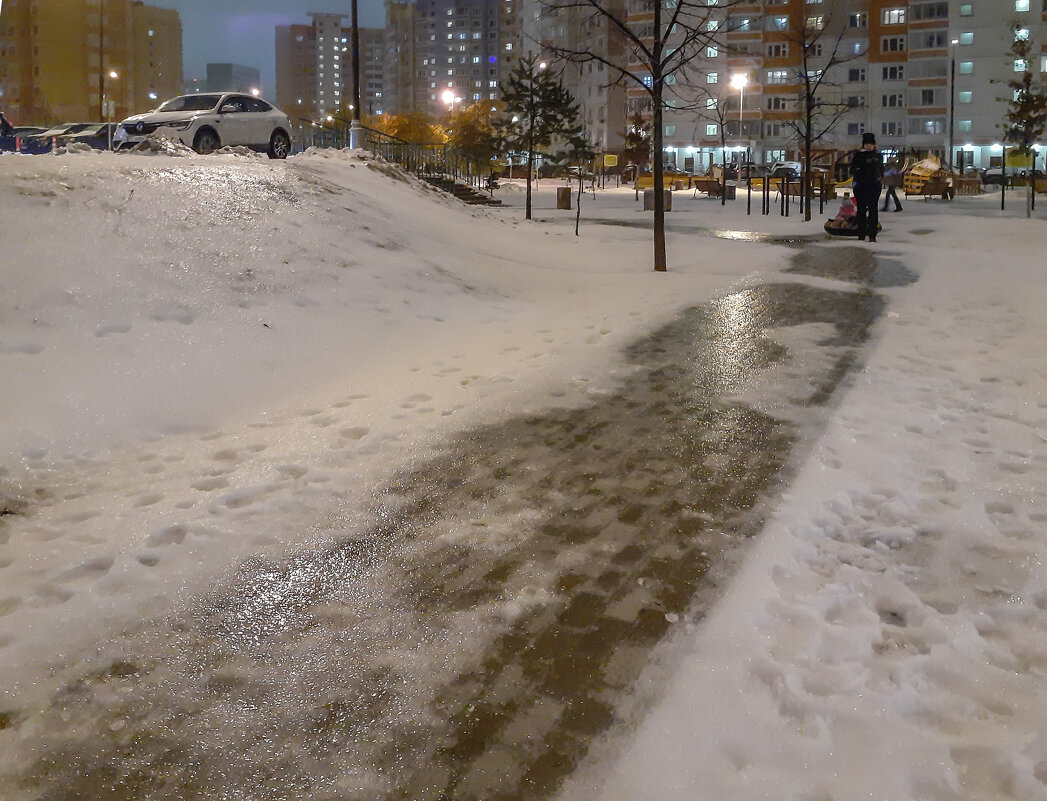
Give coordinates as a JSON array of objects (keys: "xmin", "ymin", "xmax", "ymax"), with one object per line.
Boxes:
[
  {"xmin": 441, "ymin": 89, "xmax": 461, "ymax": 115},
  {"xmin": 949, "ymin": 38, "xmax": 959, "ymax": 171},
  {"xmin": 105, "ymin": 70, "xmax": 119, "ymax": 150},
  {"xmin": 731, "ymin": 72, "xmax": 748, "ymax": 141}
]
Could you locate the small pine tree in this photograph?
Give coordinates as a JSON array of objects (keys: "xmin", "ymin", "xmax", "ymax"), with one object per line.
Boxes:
[
  {"xmin": 621, "ymin": 113, "xmax": 652, "ymax": 182},
  {"xmin": 1003, "ymin": 27, "xmax": 1047, "ymax": 216},
  {"xmin": 496, "ymin": 55, "xmax": 583, "ymax": 220}
]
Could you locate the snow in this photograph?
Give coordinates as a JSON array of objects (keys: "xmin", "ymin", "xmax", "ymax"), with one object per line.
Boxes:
[{"xmin": 2, "ymin": 147, "xmax": 1046, "ymax": 798}]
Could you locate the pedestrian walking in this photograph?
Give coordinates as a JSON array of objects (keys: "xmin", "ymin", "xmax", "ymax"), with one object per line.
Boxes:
[
  {"xmin": 849, "ymin": 132, "xmax": 884, "ymax": 242},
  {"xmin": 881, "ymin": 158, "xmax": 903, "ymax": 212}
]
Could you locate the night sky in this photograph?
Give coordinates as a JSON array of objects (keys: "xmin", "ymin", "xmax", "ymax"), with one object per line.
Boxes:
[{"xmin": 148, "ymin": 0, "xmax": 386, "ymax": 96}]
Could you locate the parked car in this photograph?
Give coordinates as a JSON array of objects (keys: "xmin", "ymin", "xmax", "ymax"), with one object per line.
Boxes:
[
  {"xmin": 20, "ymin": 122, "xmax": 94, "ymax": 153},
  {"xmin": 114, "ymin": 92, "xmax": 292, "ymax": 158},
  {"xmin": 737, "ymin": 163, "xmax": 771, "ymax": 183},
  {"xmin": 57, "ymin": 122, "xmax": 121, "ymax": 150},
  {"xmin": 0, "ymin": 125, "xmax": 46, "ymax": 152},
  {"xmin": 770, "ymin": 160, "xmax": 802, "ymax": 178}
]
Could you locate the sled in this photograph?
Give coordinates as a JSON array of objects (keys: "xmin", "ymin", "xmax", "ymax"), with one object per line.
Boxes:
[{"xmin": 824, "ymin": 221, "xmax": 882, "ymax": 238}]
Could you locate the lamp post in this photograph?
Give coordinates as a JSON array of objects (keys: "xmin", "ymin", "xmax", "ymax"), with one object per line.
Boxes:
[
  {"xmin": 441, "ymin": 89, "xmax": 462, "ymax": 116},
  {"xmin": 949, "ymin": 38, "xmax": 958, "ymax": 172},
  {"xmin": 731, "ymin": 72, "xmax": 748, "ymax": 142},
  {"xmin": 105, "ymin": 70, "xmax": 118, "ymax": 151}
]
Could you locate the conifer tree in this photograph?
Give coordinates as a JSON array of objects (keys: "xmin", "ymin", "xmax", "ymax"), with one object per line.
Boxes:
[
  {"xmin": 1003, "ymin": 26, "xmax": 1047, "ymax": 217},
  {"xmin": 496, "ymin": 55, "xmax": 583, "ymax": 220}
]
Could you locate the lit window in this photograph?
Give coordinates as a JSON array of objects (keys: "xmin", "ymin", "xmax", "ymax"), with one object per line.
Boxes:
[
  {"xmin": 1015, "ymin": 27, "xmax": 1030, "ymax": 41},
  {"xmin": 665, "ymin": 125, "xmax": 675, "ymax": 136},
  {"xmin": 958, "ymin": 61, "xmax": 973, "ymax": 74},
  {"xmin": 1014, "ymin": 59, "xmax": 1028, "ymax": 72},
  {"xmin": 505, "ymin": 42, "xmax": 513, "ymax": 50},
  {"xmin": 957, "ymin": 120, "xmax": 972, "ymax": 132},
  {"xmin": 958, "ymin": 90, "xmax": 973, "ymax": 103},
  {"xmin": 706, "ymin": 46, "xmax": 718, "ymax": 58},
  {"xmin": 958, "ymin": 32, "xmax": 974, "ymax": 45},
  {"xmin": 959, "ymin": 3, "xmax": 973, "ymax": 14},
  {"xmin": 707, "ymin": 72, "xmax": 718, "ymax": 83},
  {"xmin": 882, "ymin": 8, "xmax": 905, "ymax": 24},
  {"xmin": 1015, "ymin": 0, "xmax": 1029, "ymax": 10},
  {"xmin": 706, "ymin": 124, "xmax": 717, "ymax": 135}
]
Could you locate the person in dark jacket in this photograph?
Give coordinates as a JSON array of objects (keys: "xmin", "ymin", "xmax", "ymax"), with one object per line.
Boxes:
[
  {"xmin": 0, "ymin": 111, "xmax": 13, "ymax": 138},
  {"xmin": 849, "ymin": 132, "xmax": 884, "ymax": 242}
]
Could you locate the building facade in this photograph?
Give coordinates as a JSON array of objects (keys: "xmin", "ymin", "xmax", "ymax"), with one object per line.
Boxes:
[
  {"xmin": 522, "ymin": 0, "xmax": 628, "ymax": 154},
  {"xmin": 0, "ymin": 0, "xmax": 182, "ymax": 125},
  {"xmin": 275, "ymin": 13, "xmax": 385, "ymax": 133},
  {"xmin": 598, "ymin": 0, "xmax": 1047, "ymax": 173},
  {"xmin": 382, "ymin": 0, "xmax": 520, "ymax": 117}
]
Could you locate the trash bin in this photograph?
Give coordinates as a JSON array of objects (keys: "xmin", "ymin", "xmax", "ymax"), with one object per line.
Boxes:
[
  {"xmin": 674, "ymin": 179, "xmax": 686, "ymax": 191},
  {"xmin": 556, "ymin": 186, "xmax": 572, "ymax": 210},
  {"xmin": 723, "ymin": 184, "xmax": 737, "ymax": 200},
  {"xmin": 643, "ymin": 189, "xmax": 672, "ymax": 211}
]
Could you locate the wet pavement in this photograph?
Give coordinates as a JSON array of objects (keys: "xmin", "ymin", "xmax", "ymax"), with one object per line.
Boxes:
[{"xmin": 5, "ymin": 245, "xmax": 897, "ymax": 801}]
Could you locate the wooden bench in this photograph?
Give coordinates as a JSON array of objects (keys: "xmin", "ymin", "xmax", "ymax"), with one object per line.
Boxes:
[
  {"xmin": 691, "ymin": 177, "xmax": 723, "ymax": 197},
  {"xmin": 906, "ymin": 176, "xmax": 955, "ymax": 200}
]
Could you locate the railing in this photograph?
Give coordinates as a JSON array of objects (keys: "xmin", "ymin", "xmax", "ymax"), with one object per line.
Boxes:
[{"xmin": 297, "ymin": 117, "xmax": 490, "ymax": 190}]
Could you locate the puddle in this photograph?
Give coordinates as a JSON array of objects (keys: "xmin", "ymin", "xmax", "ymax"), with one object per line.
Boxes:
[
  {"xmin": 787, "ymin": 245, "xmax": 918, "ymax": 287},
  {"xmin": 6, "ymin": 260, "xmax": 892, "ymax": 800},
  {"xmin": 593, "ymin": 218, "xmax": 823, "ymax": 246}
]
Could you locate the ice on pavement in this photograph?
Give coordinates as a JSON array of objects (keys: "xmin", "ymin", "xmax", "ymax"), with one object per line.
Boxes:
[{"xmin": 1, "ymin": 146, "xmax": 1046, "ymax": 800}]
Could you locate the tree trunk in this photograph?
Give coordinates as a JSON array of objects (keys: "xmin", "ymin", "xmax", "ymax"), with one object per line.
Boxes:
[
  {"xmin": 525, "ymin": 133, "xmax": 534, "ymax": 220},
  {"xmin": 652, "ymin": 95, "xmax": 666, "ymax": 271},
  {"xmin": 651, "ymin": 0, "xmax": 666, "ymax": 272}
]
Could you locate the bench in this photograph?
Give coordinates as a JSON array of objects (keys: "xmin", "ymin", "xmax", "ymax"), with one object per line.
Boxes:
[
  {"xmin": 906, "ymin": 177, "xmax": 955, "ymax": 200},
  {"xmin": 691, "ymin": 177, "xmax": 723, "ymax": 197}
]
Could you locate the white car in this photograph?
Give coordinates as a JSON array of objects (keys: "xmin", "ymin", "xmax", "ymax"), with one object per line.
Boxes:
[{"xmin": 114, "ymin": 92, "xmax": 292, "ymax": 158}]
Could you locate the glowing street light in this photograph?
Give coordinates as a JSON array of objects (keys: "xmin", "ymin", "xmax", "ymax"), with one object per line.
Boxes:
[
  {"xmin": 105, "ymin": 71, "xmax": 119, "ymax": 150},
  {"xmin": 730, "ymin": 72, "xmax": 748, "ymax": 137},
  {"xmin": 441, "ymin": 89, "xmax": 461, "ymax": 114}
]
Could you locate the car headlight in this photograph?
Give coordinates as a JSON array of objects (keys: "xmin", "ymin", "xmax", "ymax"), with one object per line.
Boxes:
[{"xmin": 165, "ymin": 120, "xmax": 194, "ymax": 131}]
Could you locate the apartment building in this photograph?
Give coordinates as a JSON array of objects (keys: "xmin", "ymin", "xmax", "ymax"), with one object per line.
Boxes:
[
  {"xmin": 607, "ymin": 0, "xmax": 1046, "ymax": 174},
  {"xmin": 275, "ymin": 13, "xmax": 385, "ymax": 128},
  {"xmin": 383, "ymin": 0, "xmax": 519, "ymax": 117},
  {"xmin": 522, "ymin": 0, "xmax": 628, "ymax": 154},
  {"xmin": 0, "ymin": 0, "xmax": 182, "ymax": 125}
]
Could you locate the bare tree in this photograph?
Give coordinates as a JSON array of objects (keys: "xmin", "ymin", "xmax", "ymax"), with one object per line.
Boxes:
[
  {"xmin": 690, "ymin": 92, "xmax": 734, "ymax": 206},
  {"xmin": 782, "ymin": 11, "xmax": 860, "ymax": 221},
  {"xmin": 535, "ymin": 0, "xmax": 735, "ymax": 271},
  {"xmin": 1002, "ymin": 23, "xmax": 1047, "ymax": 218}
]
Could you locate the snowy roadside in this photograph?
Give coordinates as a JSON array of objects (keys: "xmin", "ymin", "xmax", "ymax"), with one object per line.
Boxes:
[{"xmin": 557, "ymin": 212, "xmax": 1047, "ymax": 800}]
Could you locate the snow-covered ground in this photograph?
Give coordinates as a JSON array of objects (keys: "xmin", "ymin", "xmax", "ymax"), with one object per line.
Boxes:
[{"xmin": 1, "ymin": 147, "xmax": 1045, "ymax": 799}]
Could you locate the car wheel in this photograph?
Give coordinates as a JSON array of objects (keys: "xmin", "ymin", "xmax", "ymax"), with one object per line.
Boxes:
[
  {"xmin": 268, "ymin": 130, "xmax": 290, "ymax": 160},
  {"xmin": 193, "ymin": 128, "xmax": 220, "ymax": 155}
]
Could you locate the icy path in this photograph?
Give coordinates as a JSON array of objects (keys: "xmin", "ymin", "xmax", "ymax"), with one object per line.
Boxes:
[{"xmin": 2, "ymin": 245, "xmax": 890, "ymax": 800}]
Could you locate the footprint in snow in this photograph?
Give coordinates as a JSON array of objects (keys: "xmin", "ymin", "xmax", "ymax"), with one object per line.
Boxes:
[{"xmin": 95, "ymin": 323, "xmax": 132, "ymax": 337}]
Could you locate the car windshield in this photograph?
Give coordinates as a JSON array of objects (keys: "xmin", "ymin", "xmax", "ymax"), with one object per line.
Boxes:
[{"xmin": 156, "ymin": 94, "xmax": 222, "ymax": 113}]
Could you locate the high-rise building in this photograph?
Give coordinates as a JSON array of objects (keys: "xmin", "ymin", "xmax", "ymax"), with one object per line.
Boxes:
[
  {"xmin": 206, "ymin": 64, "xmax": 262, "ymax": 95},
  {"xmin": 522, "ymin": 0, "xmax": 627, "ymax": 155},
  {"xmin": 0, "ymin": 0, "xmax": 182, "ymax": 126},
  {"xmin": 520, "ymin": 0, "xmax": 1044, "ymax": 173},
  {"xmin": 275, "ymin": 13, "xmax": 385, "ymax": 130},
  {"xmin": 382, "ymin": 0, "xmax": 520, "ymax": 117}
]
